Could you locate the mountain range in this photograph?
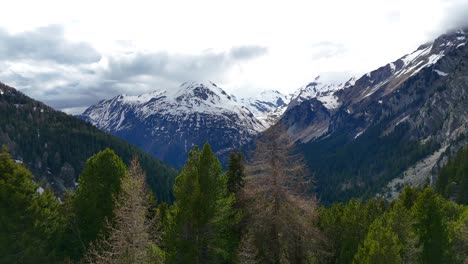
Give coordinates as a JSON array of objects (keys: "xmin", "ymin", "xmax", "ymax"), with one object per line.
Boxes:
[
  {"xmin": 1, "ymin": 28, "xmax": 466, "ymax": 204},
  {"xmin": 79, "ymin": 28, "xmax": 468, "ymax": 203},
  {"xmin": 281, "ymin": 28, "xmax": 468, "ymax": 202},
  {"xmin": 79, "ymin": 81, "xmax": 296, "ymax": 167}
]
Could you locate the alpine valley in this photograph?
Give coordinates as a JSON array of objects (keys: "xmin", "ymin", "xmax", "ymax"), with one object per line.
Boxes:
[{"xmin": 79, "ymin": 28, "xmax": 468, "ymax": 203}]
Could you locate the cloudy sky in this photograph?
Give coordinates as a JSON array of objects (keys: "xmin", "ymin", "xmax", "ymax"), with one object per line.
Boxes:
[{"xmin": 1, "ymin": 0, "xmax": 468, "ymax": 114}]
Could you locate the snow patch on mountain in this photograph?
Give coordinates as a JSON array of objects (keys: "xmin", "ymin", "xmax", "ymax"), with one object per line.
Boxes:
[
  {"xmin": 241, "ymin": 90, "xmax": 290, "ymax": 127},
  {"xmin": 288, "ymin": 76, "xmax": 355, "ymax": 111}
]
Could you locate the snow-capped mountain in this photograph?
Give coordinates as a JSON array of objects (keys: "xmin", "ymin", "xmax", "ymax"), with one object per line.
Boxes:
[
  {"xmin": 277, "ymin": 28, "xmax": 468, "ymax": 203},
  {"xmin": 288, "ymin": 75, "xmax": 356, "ymax": 111},
  {"xmin": 240, "ymin": 90, "xmax": 290, "ymax": 127},
  {"xmin": 79, "ymin": 81, "xmax": 287, "ymax": 167},
  {"xmin": 82, "ymin": 81, "xmax": 266, "ymax": 133}
]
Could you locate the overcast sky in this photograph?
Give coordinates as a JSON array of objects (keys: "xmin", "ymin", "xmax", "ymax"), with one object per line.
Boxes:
[{"xmin": 1, "ymin": 0, "xmax": 468, "ymax": 114}]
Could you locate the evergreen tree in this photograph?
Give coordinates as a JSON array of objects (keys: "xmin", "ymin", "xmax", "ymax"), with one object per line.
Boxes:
[
  {"xmin": 385, "ymin": 201, "xmax": 421, "ymax": 263},
  {"xmin": 165, "ymin": 143, "xmax": 239, "ymax": 263},
  {"xmin": 84, "ymin": 158, "xmax": 155, "ymax": 264},
  {"xmin": 436, "ymin": 147, "xmax": 468, "ymax": 204},
  {"xmin": 70, "ymin": 148, "xmax": 127, "ymax": 258},
  {"xmin": 0, "ymin": 146, "xmax": 63, "ymax": 263},
  {"xmin": 353, "ymin": 218, "xmax": 403, "ymax": 264},
  {"xmin": 318, "ymin": 198, "xmax": 385, "ymax": 264},
  {"xmin": 226, "ymin": 150, "xmax": 245, "ymax": 195},
  {"xmin": 412, "ymin": 187, "xmax": 456, "ymax": 264}
]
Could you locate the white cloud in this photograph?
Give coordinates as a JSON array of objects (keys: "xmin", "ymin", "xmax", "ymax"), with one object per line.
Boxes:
[{"xmin": 0, "ymin": 0, "xmax": 467, "ymax": 112}]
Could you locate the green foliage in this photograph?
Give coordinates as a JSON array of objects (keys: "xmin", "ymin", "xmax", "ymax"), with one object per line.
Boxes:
[
  {"xmin": 412, "ymin": 187, "xmax": 457, "ymax": 264},
  {"xmin": 318, "ymin": 187, "xmax": 468, "ymax": 264},
  {"xmin": 449, "ymin": 207, "xmax": 468, "ymax": 263},
  {"xmin": 226, "ymin": 150, "xmax": 245, "ymax": 195},
  {"xmin": 436, "ymin": 147, "xmax": 468, "ymax": 204},
  {"xmin": 384, "ymin": 202, "xmax": 421, "ymax": 263},
  {"xmin": 0, "ymin": 147, "xmax": 63, "ymax": 263},
  {"xmin": 318, "ymin": 198, "xmax": 386, "ymax": 263},
  {"xmin": 353, "ymin": 218, "xmax": 403, "ymax": 264},
  {"xmin": 165, "ymin": 143, "xmax": 240, "ymax": 263},
  {"xmin": 84, "ymin": 159, "xmax": 154, "ymax": 263},
  {"xmin": 70, "ymin": 149, "xmax": 127, "ymax": 258},
  {"xmin": 0, "ymin": 82, "xmax": 177, "ymax": 202}
]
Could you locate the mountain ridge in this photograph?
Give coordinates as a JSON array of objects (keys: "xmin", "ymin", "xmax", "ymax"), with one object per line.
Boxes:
[{"xmin": 276, "ymin": 28, "xmax": 468, "ymax": 203}]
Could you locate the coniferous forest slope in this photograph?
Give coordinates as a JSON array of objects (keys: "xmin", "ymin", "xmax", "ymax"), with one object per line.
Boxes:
[
  {"xmin": 1, "ymin": 128, "xmax": 467, "ymax": 263},
  {"xmin": 277, "ymin": 29, "xmax": 468, "ymax": 203},
  {"xmin": 0, "ymin": 82, "xmax": 177, "ymax": 201}
]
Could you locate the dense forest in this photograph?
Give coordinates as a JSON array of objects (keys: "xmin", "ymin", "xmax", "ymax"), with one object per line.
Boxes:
[
  {"xmin": 436, "ymin": 146, "xmax": 468, "ymax": 205},
  {"xmin": 1, "ymin": 125, "xmax": 468, "ymax": 263},
  {"xmin": 0, "ymin": 82, "xmax": 177, "ymax": 202},
  {"xmin": 301, "ymin": 121, "xmax": 440, "ymax": 204}
]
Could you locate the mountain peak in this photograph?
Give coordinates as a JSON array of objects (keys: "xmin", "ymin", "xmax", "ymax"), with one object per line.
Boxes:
[
  {"xmin": 176, "ymin": 81, "xmax": 224, "ymax": 101},
  {"xmin": 288, "ymin": 78, "xmax": 349, "ymax": 111}
]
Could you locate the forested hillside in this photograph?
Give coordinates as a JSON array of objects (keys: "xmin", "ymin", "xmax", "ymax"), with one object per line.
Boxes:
[
  {"xmin": 2, "ymin": 132, "xmax": 467, "ymax": 263},
  {"xmin": 436, "ymin": 146, "xmax": 468, "ymax": 204},
  {"xmin": 0, "ymin": 82, "xmax": 177, "ymax": 201}
]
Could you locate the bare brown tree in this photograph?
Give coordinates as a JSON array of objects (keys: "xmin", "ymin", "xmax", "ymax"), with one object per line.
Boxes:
[
  {"xmin": 84, "ymin": 159, "xmax": 158, "ymax": 264},
  {"xmin": 239, "ymin": 125, "xmax": 324, "ymax": 264}
]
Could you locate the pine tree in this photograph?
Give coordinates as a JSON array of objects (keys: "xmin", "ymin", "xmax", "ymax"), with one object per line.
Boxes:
[
  {"xmin": 385, "ymin": 201, "xmax": 421, "ymax": 263},
  {"xmin": 226, "ymin": 150, "xmax": 245, "ymax": 195},
  {"xmin": 318, "ymin": 198, "xmax": 385, "ymax": 264},
  {"xmin": 239, "ymin": 125, "xmax": 323, "ymax": 263},
  {"xmin": 84, "ymin": 158, "xmax": 155, "ymax": 264},
  {"xmin": 70, "ymin": 148, "xmax": 127, "ymax": 258},
  {"xmin": 0, "ymin": 146, "xmax": 63, "ymax": 263},
  {"xmin": 353, "ymin": 219, "xmax": 403, "ymax": 264},
  {"xmin": 412, "ymin": 187, "xmax": 456, "ymax": 264},
  {"xmin": 165, "ymin": 143, "xmax": 240, "ymax": 263}
]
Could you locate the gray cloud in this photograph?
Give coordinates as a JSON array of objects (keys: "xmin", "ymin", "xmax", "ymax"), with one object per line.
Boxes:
[
  {"xmin": 443, "ymin": 1, "xmax": 468, "ymax": 30},
  {"xmin": 0, "ymin": 43, "xmax": 268, "ymax": 114},
  {"xmin": 229, "ymin": 45, "xmax": 268, "ymax": 60},
  {"xmin": 103, "ymin": 45, "xmax": 268, "ymax": 82},
  {"xmin": 429, "ymin": 0, "xmax": 468, "ymax": 37},
  {"xmin": 309, "ymin": 42, "xmax": 347, "ymax": 60},
  {"xmin": 0, "ymin": 25, "xmax": 101, "ymax": 64}
]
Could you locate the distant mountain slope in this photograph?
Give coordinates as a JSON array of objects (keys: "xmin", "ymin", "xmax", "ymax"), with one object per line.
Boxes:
[
  {"xmin": 240, "ymin": 89, "xmax": 290, "ymax": 127},
  {"xmin": 0, "ymin": 82, "xmax": 177, "ymax": 202},
  {"xmin": 79, "ymin": 81, "xmax": 288, "ymax": 167},
  {"xmin": 277, "ymin": 29, "xmax": 468, "ymax": 203},
  {"xmin": 288, "ymin": 75, "xmax": 356, "ymax": 111}
]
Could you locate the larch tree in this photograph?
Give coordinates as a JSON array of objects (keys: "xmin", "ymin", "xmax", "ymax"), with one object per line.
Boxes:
[
  {"xmin": 239, "ymin": 125, "xmax": 323, "ymax": 264},
  {"xmin": 84, "ymin": 158, "xmax": 155, "ymax": 264}
]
